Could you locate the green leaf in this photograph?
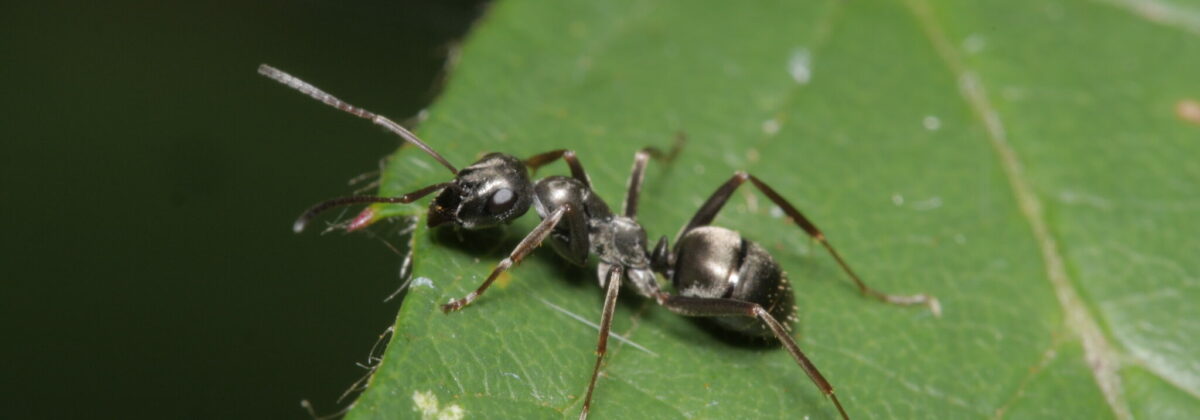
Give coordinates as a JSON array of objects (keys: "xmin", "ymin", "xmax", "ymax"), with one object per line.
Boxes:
[{"xmin": 340, "ymin": 0, "xmax": 1200, "ymax": 418}]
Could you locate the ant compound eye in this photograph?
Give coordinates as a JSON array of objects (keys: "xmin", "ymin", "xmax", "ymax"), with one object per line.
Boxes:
[{"xmin": 487, "ymin": 188, "xmax": 516, "ymax": 214}]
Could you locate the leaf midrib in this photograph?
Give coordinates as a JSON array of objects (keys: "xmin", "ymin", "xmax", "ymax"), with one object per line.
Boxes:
[{"xmin": 903, "ymin": 0, "xmax": 1134, "ymax": 417}]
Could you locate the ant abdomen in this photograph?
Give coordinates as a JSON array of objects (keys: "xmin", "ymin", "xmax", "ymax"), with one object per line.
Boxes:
[{"xmin": 673, "ymin": 226, "xmax": 796, "ymax": 337}]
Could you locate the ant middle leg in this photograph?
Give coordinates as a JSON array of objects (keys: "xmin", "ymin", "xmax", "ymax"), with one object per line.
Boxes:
[
  {"xmin": 683, "ymin": 172, "xmax": 941, "ymax": 315},
  {"xmin": 623, "ymin": 132, "xmax": 686, "ymax": 219},
  {"xmin": 655, "ymin": 293, "xmax": 849, "ymax": 420},
  {"xmin": 440, "ymin": 205, "xmax": 571, "ymax": 313},
  {"xmin": 579, "ymin": 267, "xmax": 622, "ymax": 420}
]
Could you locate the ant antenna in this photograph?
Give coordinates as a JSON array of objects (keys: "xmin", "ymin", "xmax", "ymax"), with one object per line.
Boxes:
[{"xmin": 258, "ymin": 64, "xmax": 459, "ymax": 175}]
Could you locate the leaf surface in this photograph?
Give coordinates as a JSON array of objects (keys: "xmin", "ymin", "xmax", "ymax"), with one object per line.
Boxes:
[{"xmin": 342, "ymin": 0, "xmax": 1200, "ymax": 418}]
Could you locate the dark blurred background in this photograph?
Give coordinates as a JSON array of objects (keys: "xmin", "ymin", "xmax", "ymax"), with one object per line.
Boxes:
[{"xmin": 2, "ymin": 1, "xmax": 487, "ymax": 417}]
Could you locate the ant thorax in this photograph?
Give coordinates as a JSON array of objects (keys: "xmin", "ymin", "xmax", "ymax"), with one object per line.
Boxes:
[
  {"xmin": 591, "ymin": 216, "xmax": 658, "ymax": 298},
  {"xmin": 531, "ymin": 174, "xmax": 659, "ymax": 298}
]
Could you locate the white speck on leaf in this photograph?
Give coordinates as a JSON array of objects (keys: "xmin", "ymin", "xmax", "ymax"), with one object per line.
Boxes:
[
  {"xmin": 769, "ymin": 205, "xmax": 784, "ymax": 219},
  {"xmin": 963, "ymin": 34, "xmax": 986, "ymax": 54},
  {"xmin": 923, "ymin": 115, "xmax": 942, "ymax": 131},
  {"xmin": 438, "ymin": 405, "xmax": 465, "ymax": 420},
  {"xmin": 788, "ymin": 48, "xmax": 812, "ymax": 85},
  {"xmin": 413, "ymin": 391, "xmax": 439, "ymax": 416},
  {"xmin": 911, "ymin": 196, "xmax": 943, "ymax": 211},
  {"xmin": 412, "ymin": 390, "xmax": 465, "ymax": 420},
  {"xmin": 762, "ymin": 118, "xmax": 781, "ymax": 135},
  {"xmin": 412, "ymin": 277, "xmax": 434, "ymax": 289},
  {"xmin": 1176, "ymin": 98, "xmax": 1200, "ymax": 126},
  {"xmin": 892, "ymin": 194, "xmax": 905, "ymax": 206}
]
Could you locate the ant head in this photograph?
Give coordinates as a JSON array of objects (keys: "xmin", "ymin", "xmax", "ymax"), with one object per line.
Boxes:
[
  {"xmin": 428, "ymin": 153, "xmax": 534, "ymax": 229},
  {"xmin": 259, "ymin": 65, "xmax": 534, "ymax": 232}
]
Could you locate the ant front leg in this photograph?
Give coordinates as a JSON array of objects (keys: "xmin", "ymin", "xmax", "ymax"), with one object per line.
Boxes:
[
  {"xmin": 685, "ymin": 172, "xmax": 941, "ymax": 316},
  {"xmin": 655, "ymin": 293, "xmax": 849, "ymax": 420},
  {"xmin": 440, "ymin": 205, "xmax": 570, "ymax": 313},
  {"xmin": 524, "ymin": 149, "xmax": 592, "ymax": 188}
]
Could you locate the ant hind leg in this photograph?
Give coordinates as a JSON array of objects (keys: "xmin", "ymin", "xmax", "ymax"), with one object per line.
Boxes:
[
  {"xmin": 681, "ymin": 172, "xmax": 941, "ymax": 316},
  {"xmin": 578, "ymin": 267, "xmax": 622, "ymax": 420},
  {"xmin": 655, "ymin": 293, "xmax": 850, "ymax": 420}
]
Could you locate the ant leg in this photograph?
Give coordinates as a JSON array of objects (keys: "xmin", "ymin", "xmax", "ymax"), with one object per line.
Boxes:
[
  {"xmin": 579, "ymin": 267, "xmax": 622, "ymax": 420},
  {"xmin": 293, "ymin": 182, "xmax": 452, "ymax": 233},
  {"xmin": 622, "ymin": 132, "xmax": 686, "ymax": 219},
  {"xmin": 655, "ymin": 294, "xmax": 849, "ymax": 420},
  {"xmin": 347, "ymin": 156, "xmax": 390, "ymax": 195},
  {"xmin": 440, "ymin": 205, "xmax": 570, "ymax": 313},
  {"xmin": 524, "ymin": 149, "xmax": 592, "ymax": 188},
  {"xmin": 347, "ymin": 169, "xmax": 380, "ymax": 187},
  {"xmin": 683, "ymin": 172, "xmax": 941, "ymax": 315}
]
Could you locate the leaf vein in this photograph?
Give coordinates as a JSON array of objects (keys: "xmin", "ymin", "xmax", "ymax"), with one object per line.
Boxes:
[
  {"xmin": 1091, "ymin": 0, "xmax": 1200, "ymax": 37},
  {"xmin": 991, "ymin": 338, "xmax": 1066, "ymax": 419},
  {"xmin": 903, "ymin": 0, "xmax": 1132, "ymax": 418}
]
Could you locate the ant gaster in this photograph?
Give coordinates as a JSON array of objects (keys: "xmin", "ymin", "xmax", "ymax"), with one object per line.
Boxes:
[{"xmin": 261, "ymin": 64, "xmax": 941, "ymax": 420}]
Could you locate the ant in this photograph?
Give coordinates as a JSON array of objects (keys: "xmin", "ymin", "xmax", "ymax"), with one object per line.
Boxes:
[{"xmin": 260, "ymin": 64, "xmax": 941, "ymax": 420}]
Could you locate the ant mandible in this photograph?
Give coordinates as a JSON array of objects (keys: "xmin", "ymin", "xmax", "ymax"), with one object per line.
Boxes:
[{"xmin": 260, "ymin": 64, "xmax": 941, "ymax": 420}]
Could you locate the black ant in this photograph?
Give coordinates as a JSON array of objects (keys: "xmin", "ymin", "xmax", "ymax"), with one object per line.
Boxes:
[{"xmin": 260, "ymin": 64, "xmax": 941, "ymax": 420}]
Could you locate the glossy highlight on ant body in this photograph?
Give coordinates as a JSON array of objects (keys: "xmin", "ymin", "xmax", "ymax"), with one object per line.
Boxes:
[{"xmin": 260, "ymin": 64, "xmax": 941, "ymax": 420}]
